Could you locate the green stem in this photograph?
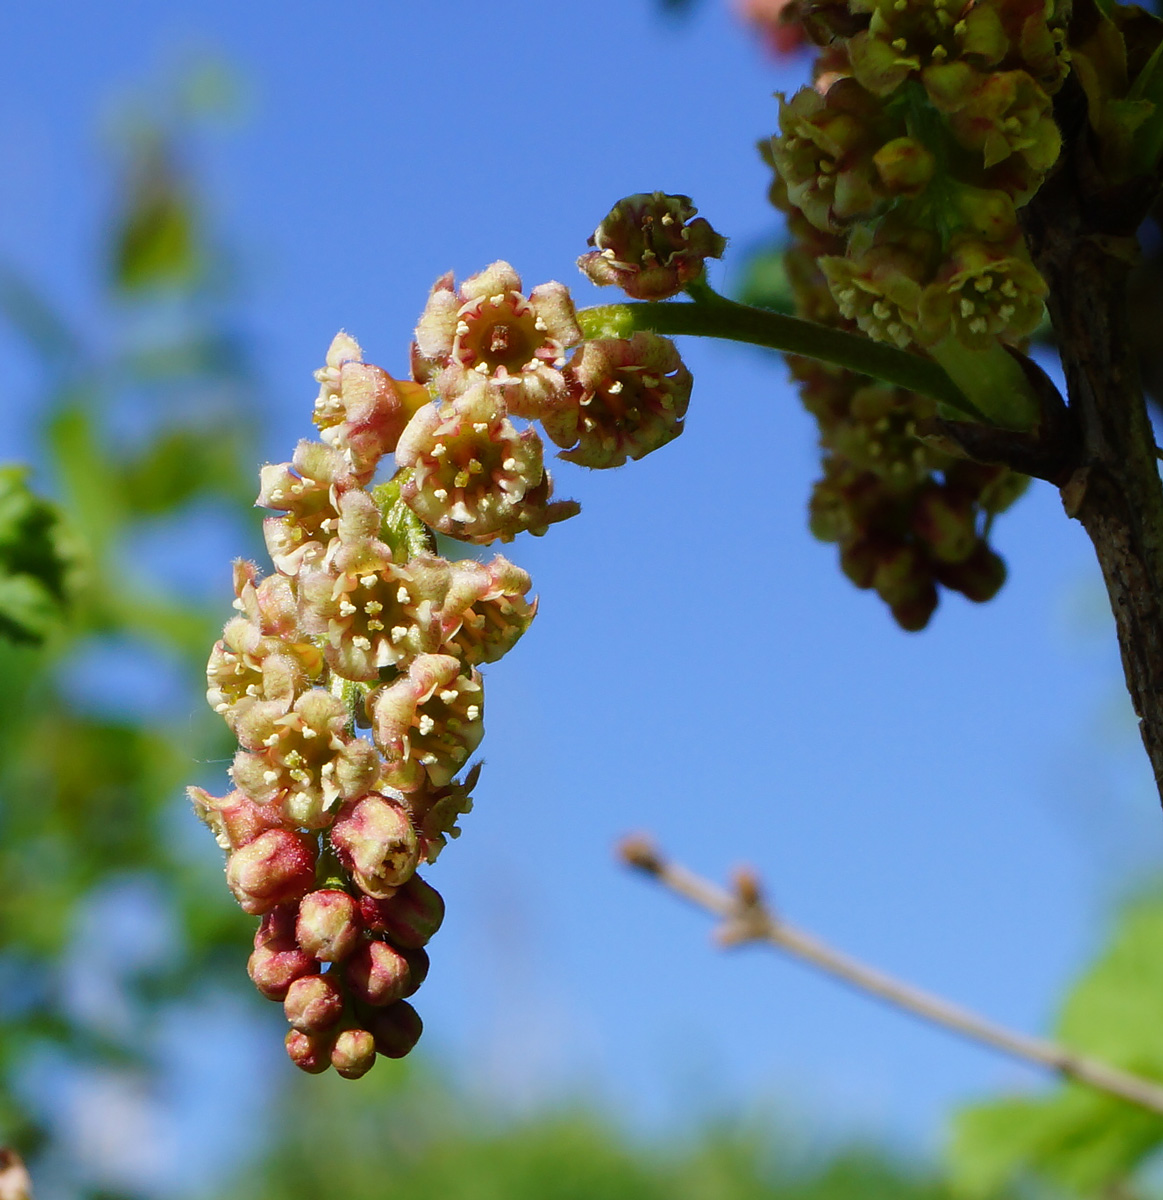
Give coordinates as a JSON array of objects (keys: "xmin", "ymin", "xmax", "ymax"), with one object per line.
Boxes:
[{"xmin": 578, "ymin": 288, "xmax": 982, "ymax": 420}]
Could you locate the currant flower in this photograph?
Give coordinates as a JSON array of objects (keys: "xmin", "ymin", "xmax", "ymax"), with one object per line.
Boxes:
[
  {"xmin": 577, "ymin": 193, "xmax": 727, "ymax": 300},
  {"xmin": 230, "ymin": 688, "xmax": 380, "ymax": 827},
  {"xmin": 820, "ymin": 243, "xmax": 930, "ymax": 349},
  {"xmin": 298, "ymin": 538, "xmax": 437, "ymax": 682},
  {"xmin": 206, "ymin": 562, "xmax": 322, "ymax": 730},
  {"xmin": 404, "ymin": 553, "xmax": 536, "ymax": 665},
  {"xmin": 916, "ymin": 234, "xmax": 1046, "ymax": 348},
  {"xmin": 257, "ymin": 440, "xmax": 360, "ymax": 576},
  {"xmin": 411, "ymin": 261, "xmax": 581, "ymax": 418},
  {"xmin": 545, "ymin": 332, "xmax": 693, "ymax": 469},
  {"xmin": 330, "ymin": 793, "xmax": 422, "ymax": 899},
  {"xmin": 395, "ymin": 383, "xmax": 577, "ymax": 543},
  {"xmin": 770, "ymin": 81, "xmax": 893, "ymax": 234},
  {"xmin": 367, "ymin": 653, "xmax": 484, "ymax": 792}
]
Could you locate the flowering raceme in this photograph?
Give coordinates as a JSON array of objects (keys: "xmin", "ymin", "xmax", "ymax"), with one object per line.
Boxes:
[
  {"xmin": 191, "ymin": 237, "xmax": 700, "ymax": 1075},
  {"xmin": 761, "ymin": 0, "xmax": 1065, "ymax": 627}
]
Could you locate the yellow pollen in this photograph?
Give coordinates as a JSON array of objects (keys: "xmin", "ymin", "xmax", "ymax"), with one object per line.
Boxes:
[
  {"xmin": 367, "ymin": 619, "xmax": 384, "ymax": 631},
  {"xmin": 365, "ymin": 600, "xmax": 383, "ymax": 614}
]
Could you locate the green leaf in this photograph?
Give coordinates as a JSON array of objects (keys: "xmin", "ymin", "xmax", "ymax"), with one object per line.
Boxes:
[
  {"xmin": 0, "ymin": 466, "xmax": 77, "ymax": 643},
  {"xmin": 950, "ymin": 894, "xmax": 1163, "ymax": 1196},
  {"xmin": 734, "ymin": 244, "xmax": 796, "ymax": 315}
]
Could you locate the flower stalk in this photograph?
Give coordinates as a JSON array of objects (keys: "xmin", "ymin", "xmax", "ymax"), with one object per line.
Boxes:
[{"xmin": 578, "ymin": 286, "xmax": 992, "ymax": 421}]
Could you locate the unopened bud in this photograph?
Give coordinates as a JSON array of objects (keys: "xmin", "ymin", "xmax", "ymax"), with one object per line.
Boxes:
[
  {"xmin": 226, "ymin": 829, "xmax": 317, "ymax": 915},
  {"xmin": 248, "ymin": 918, "xmax": 318, "ymax": 1001},
  {"xmin": 331, "ymin": 1027, "xmax": 377, "ymax": 1079},
  {"xmin": 401, "ymin": 947, "xmax": 430, "ymax": 998},
  {"xmin": 331, "ymin": 794, "xmax": 420, "ymax": 899},
  {"xmin": 345, "ymin": 939, "xmax": 412, "ymax": 1007},
  {"xmin": 286, "ymin": 1028, "xmax": 334, "ymax": 1074},
  {"xmin": 367, "ymin": 1000, "xmax": 424, "ymax": 1058},
  {"xmin": 935, "ymin": 540, "xmax": 1007, "ymax": 602},
  {"xmin": 284, "ymin": 973, "xmax": 345, "ymax": 1033},
  {"xmin": 296, "ymin": 890, "xmax": 361, "ymax": 962},
  {"xmin": 912, "ymin": 486, "xmax": 977, "ymax": 564},
  {"xmin": 872, "ymin": 138, "xmax": 935, "ymax": 196},
  {"xmin": 358, "ymin": 875, "xmax": 445, "ymax": 948}
]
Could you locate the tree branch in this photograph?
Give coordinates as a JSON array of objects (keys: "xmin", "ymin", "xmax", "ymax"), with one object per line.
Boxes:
[{"xmin": 619, "ymin": 836, "xmax": 1163, "ymax": 1117}]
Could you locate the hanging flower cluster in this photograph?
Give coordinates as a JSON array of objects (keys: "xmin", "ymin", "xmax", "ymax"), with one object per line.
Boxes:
[
  {"xmin": 772, "ymin": 172, "xmax": 1028, "ymax": 628},
  {"xmin": 763, "ymin": 0, "xmax": 1066, "ymax": 626},
  {"xmin": 191, "ymin": 243, "xmax": 707, "ymax": 1077}
]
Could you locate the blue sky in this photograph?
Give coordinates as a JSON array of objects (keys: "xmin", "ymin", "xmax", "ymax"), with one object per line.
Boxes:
[{"xmin": 3, "ymin": 0, "xmax": 1161, "ymax": 1190}]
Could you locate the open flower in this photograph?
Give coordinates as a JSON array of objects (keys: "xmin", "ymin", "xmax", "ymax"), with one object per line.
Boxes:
[
  {"xmin": 916, "ymin": 235, "xmax": 1046, "ymax": 348},
  {"xmin": 411, "ymin": 261, "xmax": 580, "ymax": 418},
  {"xmin": 231, "ymin": 688, "xmax": 380, "ymax": 827},
  {"xmin": 820, "ymin": 242, "xmax": 930, "ymax": 349},
  {"xmin": 395, "ymin": 383, "xmax": 578, "ymax": 543},
  {"xmin": 257, "ymin": 440, "xmax": 366, "ymax": 576},
  {"xmin": 578, "ymin": 193, "xmax": 726, "ymax": 300},
  {"xmin": 546, "ymin": 333, "xmax": 693, "ymax": 469},
  {"xmin": 206, "ymin": 561, "xmax": 322, "ymax": 729},
  {"xmin": 299, "ymin": 537, "xmax": 438, "ymax": 682},
  {"xmin": 367, "ymin": 653, "xmax": 484, "ymax": 792},
  {"xmin": 771, "ymin": 82, "xmax": 894, "ymax": 234}
]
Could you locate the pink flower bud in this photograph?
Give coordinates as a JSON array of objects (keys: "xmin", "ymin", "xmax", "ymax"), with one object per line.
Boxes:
[
  {"xmin": 188, "ymin": 787, "xmax": 283, "ymax": 851},
  {"xmin": 401, "ymin": 947, "xmax": 430, "ymax": 998},
  {"xmin": 295, "ymin": 889, "xmax": 361, "ymax": 962},
  {"xmin": 358, "ymin": 875, "xmax": 445, "ymax": 948},
  {"xmin": 284, "ymin": 973, "xmax": 345, "ymax": 1033},
  {"xmin": 248, "ymin": 937, "xmax": 317, "ymax": 1001},
  {"xmin": 312, "ymin": 331, "xmax": 428, "ymax": 476},
  {"xmin": 345, "ymin": 940, "xmax": 412, "ymax": 1007},
  {"xmin": 331, "ymin": 1027, "xmax": 377, "ymax": 1079},
  {"xmin": 226, "ymin": 829, "xmax": 317, "ymax": 915},
  {"xmin": 286, "ymin": 1028, "xmax": 334, "ymax": 1074},
  {"xmin": 367, "ymin": 1000, "xmax": 424, "ymax": 1058},
  {"xmin": 331, "ymin": 794, "xmax": 421, "ymax": 898}
]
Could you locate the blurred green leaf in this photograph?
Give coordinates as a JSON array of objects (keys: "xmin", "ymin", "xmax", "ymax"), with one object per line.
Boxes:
[
  {"xmin": 950, "ymin": 894, "xmax": 1163, "ymax": 1196},
  {"xmin": 111, "ymin": 142, "xmax": 200, "ymax": 292},
  {"xmin": 734, "ymin": 243, "xmax": 796, "ymax": 315},
  {"xmin": 0, "ymin": 466, "xmax": 77, "ymax": 644}
]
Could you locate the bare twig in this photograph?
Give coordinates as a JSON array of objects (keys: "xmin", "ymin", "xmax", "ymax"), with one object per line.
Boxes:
[{"xmin": 619, "ymin": 836, "xmax": 1163, "ymax": 1117}]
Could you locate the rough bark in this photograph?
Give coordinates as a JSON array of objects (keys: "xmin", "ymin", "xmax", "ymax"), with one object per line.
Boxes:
[{"xmin": 1023, "ymin": 97, "xmax": 1163, "ymax": 804}]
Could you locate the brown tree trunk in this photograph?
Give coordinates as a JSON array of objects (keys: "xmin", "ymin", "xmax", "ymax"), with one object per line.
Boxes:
[{"xmin": 1023, "ymin": 106, "xmax": 1163, "ymax": 804}]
